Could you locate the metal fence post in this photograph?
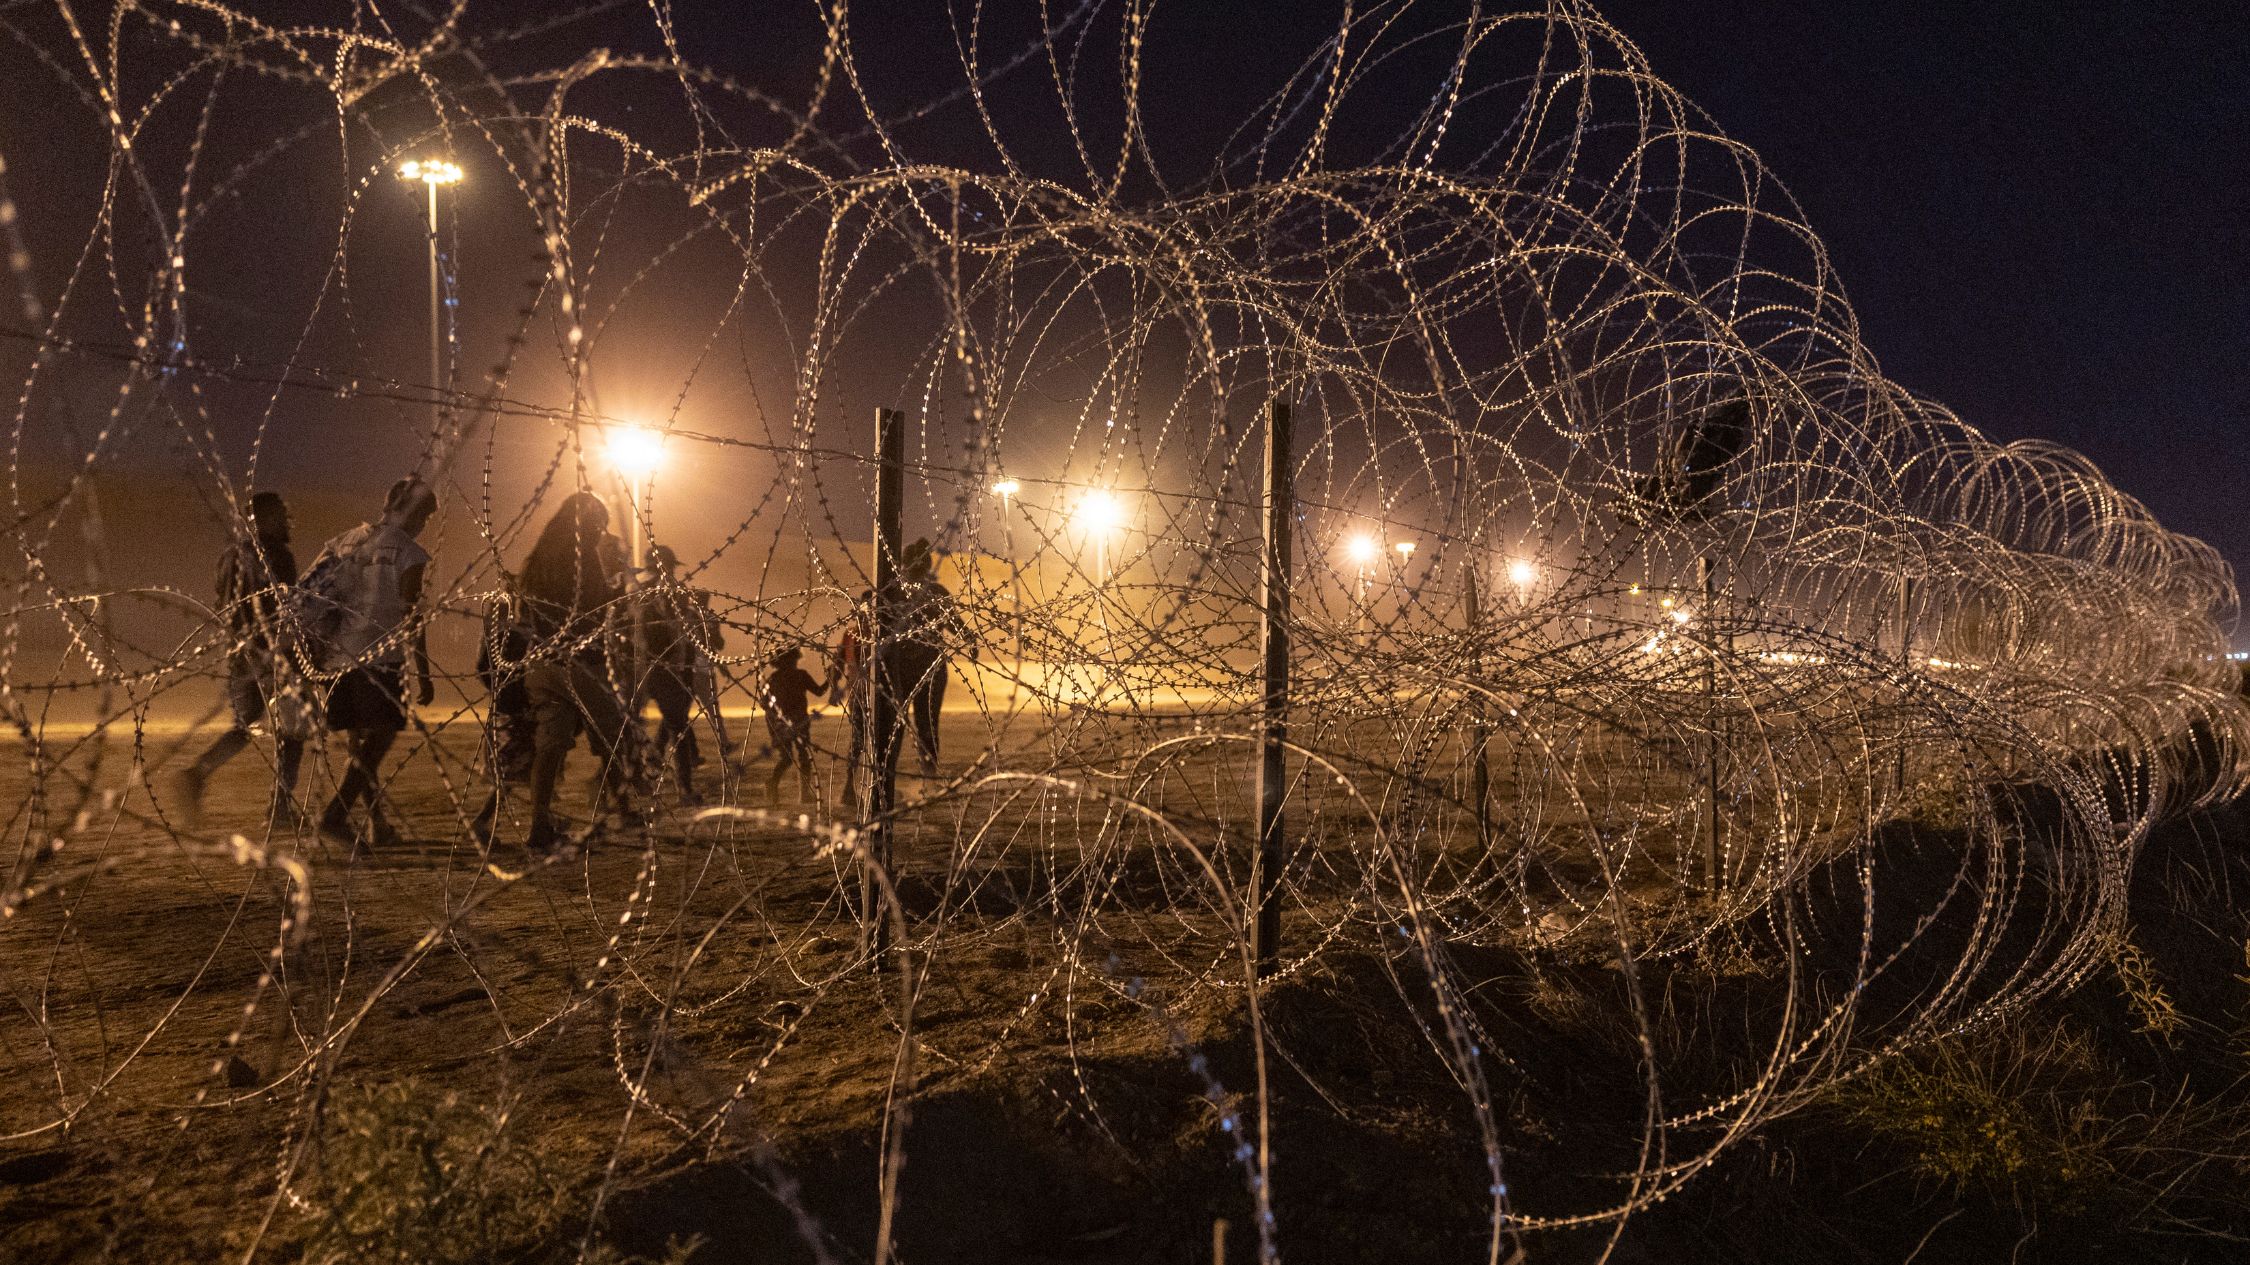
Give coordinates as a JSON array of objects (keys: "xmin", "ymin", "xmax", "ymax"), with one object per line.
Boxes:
[
  {"xmin": 1895, "ymin": 573, "xmax": 1913, "ymax": 795},
  {"xmin": 1702, "ymin": 554, "xmax": 1722, "ymax": 888},
  {"xmin": 1466, "ymin": 560, "xmax": 1492, "ymax": 847},
  {"xmin": 1254, "ymin": 399, "xmax": 1292, "ymax": 972},
  {"xmin": 862, "ymin": 407, "xmax": 904, "ymax": 964}
]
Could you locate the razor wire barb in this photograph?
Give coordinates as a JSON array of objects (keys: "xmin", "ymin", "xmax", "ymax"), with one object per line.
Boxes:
[{"xmin": 1, "ymin": 2, "xmax": 2245, "ymax": 1261}]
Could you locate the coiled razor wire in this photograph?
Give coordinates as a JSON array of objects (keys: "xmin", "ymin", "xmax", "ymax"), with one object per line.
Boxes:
[{"xmin": 1, "ymin": 2, "xmax": 2245, "ymax": 1261}]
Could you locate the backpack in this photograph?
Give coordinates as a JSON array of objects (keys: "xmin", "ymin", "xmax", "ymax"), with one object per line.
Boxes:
[{"xmin": 280, "ymin": 537, "xmax": 369, "ymax": 670}]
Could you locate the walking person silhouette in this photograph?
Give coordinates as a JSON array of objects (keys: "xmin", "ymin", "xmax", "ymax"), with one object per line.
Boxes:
[
  {"xmin": 760, "ymin": 646, "xmax": 831, "ymax": 803},
  {"xmin": 511, "ymin": 491, "xmax": 642, "ymax": 853},
  {"xmin": 304, "ymin": 477, "xmax": 439, "ymax": 850},
  {"xmin": 643, "ymin": 543, "xmax": 723, "ymax": 804},
  {"xmin": 871, "ymin": 539, "xmax": 972, "ymax": 781},
  {"xmin": 173, "ymin": 491, "xmax": 309, "ymax": 829}
]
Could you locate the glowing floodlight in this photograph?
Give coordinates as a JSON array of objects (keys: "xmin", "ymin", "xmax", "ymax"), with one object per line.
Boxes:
[
  {"xmin": 1345, "ymin": 535, "xmax": 1378, "ymax": 565},
  {"xmin": 398, "ymin": 158, "xmax": 463, "ymax": 186},
  {"xmin": 1507, "ymin": 559, "xmax": 1538, "ymax": 588},
  {"xmin": 990, "ymin": 478, "xmax": 1021, "ymax": 498},
  {"xmin": 1393, "ymin": 540, "xmax": 1416, "ymax": 558},
  {"xmin": 604, "ymin": 425, "xmax": 665, "ymax": 479},
  {"xmin": 1074, "ymin": 489, "xmax": 1125, "ymax": 534}
]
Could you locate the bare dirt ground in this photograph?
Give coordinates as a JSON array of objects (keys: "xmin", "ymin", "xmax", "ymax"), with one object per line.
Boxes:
[
  {"xmin": 2, "ymin": 707, "xmax": 1540, "ymax": 1262},
  {"xmin": 16, "ymin": 707, "xmax": 2214, "ymax": 1264}
]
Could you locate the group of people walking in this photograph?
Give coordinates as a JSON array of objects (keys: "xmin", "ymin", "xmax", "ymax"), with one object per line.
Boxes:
[
  {"xmin": 175, "ymin": 478, "xmax": 438, "ymax": 847},
  {"xmin": 174, "ymin": 480, "xmax": 971, "ymax": 854}
]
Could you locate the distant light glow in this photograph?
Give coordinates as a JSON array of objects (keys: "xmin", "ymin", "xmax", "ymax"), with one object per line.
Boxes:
[
  {"xmin": 1074, "ymin": 489, "xmax": 1124, "ymax": 534},
  {"xmin": 1507, "ymin": 559, "xmax": 1537, "ymax": 587},
  {"xmin": 398, "ymin": 158, "xmax": 463, "ymax": 186},
  {"xmin": 1345, "ymin": 534, "xmax": 1378, "ymax": 564},
  {"xmin": 991, "ymin": 478, "xmax": 1021, "ymax": 498},
  {"xmin": 1393, "ymin": 540, "xmax": 1416, "ymax": 558},
  {"xmin": 1670, "ymin": 608, "xmax": 1692, "ymax": 625},
  {"xmin": 604, "ymin": 425, "xmax": 665, "ymax": 479},
  {"xmin": 1762, "ymin": 650, "xmax": 1828, "ymax": 666}
]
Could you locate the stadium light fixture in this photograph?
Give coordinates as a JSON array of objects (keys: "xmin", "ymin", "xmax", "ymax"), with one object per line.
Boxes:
[{"xmin": 397, "ymin": 158, "xmax": 463, "ymax": 186}]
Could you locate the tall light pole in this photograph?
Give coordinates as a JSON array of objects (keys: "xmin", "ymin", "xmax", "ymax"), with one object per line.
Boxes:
[
  {"xmin": 1506, "ymin": 558, "xmax": 1538, "ymax": 607},
  {"xmin": 603, "ymin": 424, "xmax": 665, "ymax": 573},
  {"xmin": 1345, "ymin": 534, "xmax": 1377, "ymax": 632},
  {"xmin": 991, "ymin": 478, "xmax": 1022, "ymax": 700},
  {"xmin": 1071, "ymin": 487, "xmax": 1126, "ymax": 666},
  {"xmin": 397, "ymin": 159, "xmax": 462, "ymax": 438},
  {"xmin": 1391, "ymin": 540, "xmax": 1418, "ymax": 630},
  {"xmin": 604, "ymin": 424, "xmax": 666, "ymax": 708},
  {"xmin": 1073, "ymin": 488, "xmax": 1124, "ymax": 585}
]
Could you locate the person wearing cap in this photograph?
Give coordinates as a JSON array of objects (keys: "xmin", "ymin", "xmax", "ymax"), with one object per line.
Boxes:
[
  {"xmin": 308, "ymin": 476, "xmax": 439, "ymax": 849},
  {"xmin": 172, "ymin": 490, "xmax": 309, "ymax": 828},
  {"xmin": 761, "ymin": 645, "xmax": 831, "ymax": 803}
]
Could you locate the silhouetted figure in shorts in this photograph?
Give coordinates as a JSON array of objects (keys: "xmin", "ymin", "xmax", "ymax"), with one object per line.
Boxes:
[
  {"xmin": 873, "ymin": 539, "xmax": 971, "ymax": 778},
  {"xmin": 643, "ymin": 543, "xmax": 723, "ymax": 804},
  {"xmin": 307, "ymin": 478, "xmax": 439, "ymax": 850},
  {"xmin": 762, "ymin": 646, "xmax": 831, "ymax": 803},
  {"xmin": 515, "ymin": 492, "xmax": 638, "ymax": 853},
  {"xmin": 173, "ymin": 491, "xmax": 308, "ymax": 828}
]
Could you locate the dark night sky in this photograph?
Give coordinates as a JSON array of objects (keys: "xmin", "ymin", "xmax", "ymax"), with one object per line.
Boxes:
[
  {"xmin": 741, "ymin": 0, "xmax": 2250, "ymax": 601},
  {"xmin": 1596, "ymin": 1, "xmax": 2250, "ymax": 604},
  {"xmin": 7, "ymin": 2, "xmax": 2244, "ymax": 624}
]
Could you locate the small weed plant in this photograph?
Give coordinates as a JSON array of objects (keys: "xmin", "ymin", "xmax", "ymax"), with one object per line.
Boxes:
[
  {"xmin": 294, "ymin": 1079, "xmax": 565, "ymax": 1264},
  {"xmin": 1838, "ymin": 1021, "xmax": 2113, "ymax": 1208}
]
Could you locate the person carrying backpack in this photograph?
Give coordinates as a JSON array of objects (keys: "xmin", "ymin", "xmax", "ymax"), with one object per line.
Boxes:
[
  {"xmin": 171, "ymin": 491, "xmax": 310, "ymax": 828},
  {"xmin": 642, "ymin": 543, "xmax": 721, "ymax": 804},
  {"xmin": 303, "ymin": 477, "xmax": 439, "ymax": 850}
]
